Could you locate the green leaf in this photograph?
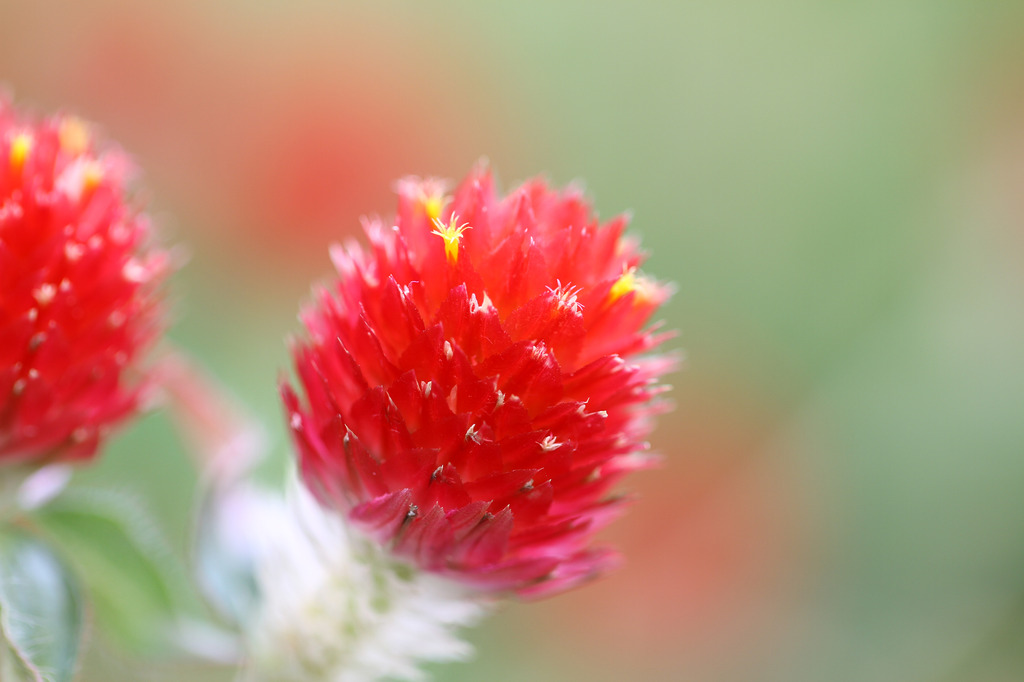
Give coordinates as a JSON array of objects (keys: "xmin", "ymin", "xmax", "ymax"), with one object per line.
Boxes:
[
  {"xmin": 31, "ymin": 491, "xmax": 178, "ymax": 653},
  {"xmin": 0, "ymin": 528, "xmax": 83, "ymax": 682}
]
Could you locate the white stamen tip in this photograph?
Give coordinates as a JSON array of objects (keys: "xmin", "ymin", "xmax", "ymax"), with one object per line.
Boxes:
[
  {"xmin": 33, "ymin": 284, "xmax": 56, "ymax": 306},
  {"xmin": 540, "ymin": 435, "xmax": 563, "ymax": 452}
]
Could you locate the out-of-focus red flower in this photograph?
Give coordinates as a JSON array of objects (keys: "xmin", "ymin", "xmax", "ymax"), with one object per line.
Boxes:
[
  {"xmin": 16, "ymin": 3, "xmax": 500, "ymax": 268},
  {"xmin": 283, "ymin": 165, "xmax": 675, "ymax": 597},
  {"xmin": 533, "ymin": 389, "xmax": 807, "ymax": 671},
  {"xmin": 0, "ymin": 99, "xmax": 169, "ymax": 463}
]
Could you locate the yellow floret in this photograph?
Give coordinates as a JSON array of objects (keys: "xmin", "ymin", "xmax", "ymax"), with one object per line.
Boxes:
[
  {"xmin": 82, "ymin": 161, "xmax": 104, "ymax": 192},
  {"xmin": 423, "ymin": 193, "xmax": 444, "ymax": 222},
  {"xmin": 609, "ymin": 267, "xmax": 656, "ymax": 305},
  {"xmin": 431, "ymin": 216, "xmax": 471, "ymax": 264},
  {"xmin": 9, "ymin": 133, "xmax": 32, "ymax": 172},
  {"xmin": 59, "ymin": 117, "xmax": 90, "ymax": 156}
]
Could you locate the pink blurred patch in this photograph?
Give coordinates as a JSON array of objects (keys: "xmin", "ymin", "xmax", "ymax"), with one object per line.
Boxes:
[
  {"xmin": 1, "ymin": 2, "xmax": 507, "ymax": 270},
  {"xmin": 528, "ymin": 383, "xmax": 811, "ymax": 668}
]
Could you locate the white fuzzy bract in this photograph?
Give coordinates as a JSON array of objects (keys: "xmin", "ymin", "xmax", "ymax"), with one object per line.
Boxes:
[{"xmin": 239, "ymin": 479, "xmax": 489, "ymax": 682}]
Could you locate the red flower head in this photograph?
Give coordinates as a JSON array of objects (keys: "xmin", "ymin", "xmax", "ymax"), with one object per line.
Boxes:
[
  {"xmin": 0, "ymin": 99, "xmax": 169, "ymax": 464},
  {"xmin": 283, "ymin": 165, "xmax": 674, "ymax": 597}
]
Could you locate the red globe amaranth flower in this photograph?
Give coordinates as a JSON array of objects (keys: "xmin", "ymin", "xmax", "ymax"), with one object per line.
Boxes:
[
  {"xmin": 283, "ymin": 165, "xmax": 674, "ymax": 597},
  {"xmin": 0, "ymin": 100, "xmax": 169, "ymax": 463}
]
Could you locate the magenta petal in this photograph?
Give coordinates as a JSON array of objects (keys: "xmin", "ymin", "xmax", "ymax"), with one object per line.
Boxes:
[{"xmin": 351, "ymin": 489, "xmax": 414, "ymax": 537}]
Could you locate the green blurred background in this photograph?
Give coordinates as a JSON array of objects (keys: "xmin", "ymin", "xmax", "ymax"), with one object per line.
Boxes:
[{"xmin": 4, "ymin": 1, "xmax": 1024, "ymax": 680}]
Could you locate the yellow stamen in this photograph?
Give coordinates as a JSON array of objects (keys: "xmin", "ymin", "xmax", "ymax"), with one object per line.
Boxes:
[
  {"xmin": 59, "ymin": 117, "xmax": 90, "ymax": 156},
  {"xmin": 422, "ymin": 192, "xmax": 445, "ymax": 222},
  {"xmin": 9, "ymin": 133, "xmax": 32, "ymax": 173},
  {"xmin": 609, "ymin": 268, "xmax": 637, "ymax": 303},
  {"xmin": 413, "ymin": 179, "xmax": 448, "ymax": 222},
  {"xmin": 431, "ymin": 215, "xmax": 471, "ymax": 264},
  {"xmin": 82, "ymin": 161, "xmax": 104, "ymax": 192},
  {"xmin": 608, "ymin": 267, "xmax": 656, "ymax": 305}
]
